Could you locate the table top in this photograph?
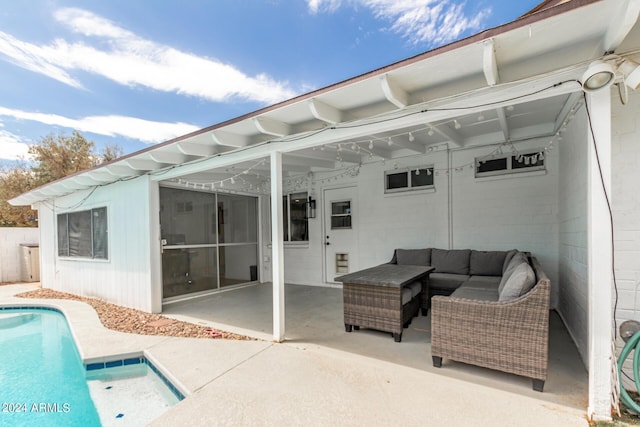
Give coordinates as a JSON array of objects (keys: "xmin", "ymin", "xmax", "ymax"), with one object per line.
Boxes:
[{"xmin": 335, "ymin": 264, "xmax": 434, "ymax": 288}]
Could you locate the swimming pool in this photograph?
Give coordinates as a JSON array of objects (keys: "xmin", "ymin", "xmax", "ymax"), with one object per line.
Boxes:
[
  {"xmin": 0, "ymin": 307, "xmax": 101, "ymax": 427},
  {"xmin": 0, "ymin": 307, "xmax": 183, "ymax": 427}
]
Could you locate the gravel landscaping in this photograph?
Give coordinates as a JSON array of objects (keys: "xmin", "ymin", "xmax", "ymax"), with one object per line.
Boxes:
[{"xmin": 16, "ymin": 288, "xmax": 254, "ymax": 341}]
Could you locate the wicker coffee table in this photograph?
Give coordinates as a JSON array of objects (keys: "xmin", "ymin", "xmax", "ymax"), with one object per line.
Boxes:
[{"xmin": 335, "ymin": 264, "xmax": 434, "ymax": 342}]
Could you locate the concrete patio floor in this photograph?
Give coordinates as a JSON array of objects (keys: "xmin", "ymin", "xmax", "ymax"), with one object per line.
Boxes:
[
  {"xmin": 162, "ymin": 282, "xmax": 588, "ymax": 411},
  {"xmin": 1, "ymin": 283, "xmax": 590, "ymax": 426}
]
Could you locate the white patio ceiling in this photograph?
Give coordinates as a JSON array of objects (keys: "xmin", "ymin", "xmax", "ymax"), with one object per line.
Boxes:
[{"xmin": 10, "ymin": 0, "xmax": 640, "ymax": 206}]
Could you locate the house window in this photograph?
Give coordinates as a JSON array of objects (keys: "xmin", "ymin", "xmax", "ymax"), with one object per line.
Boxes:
[
  {"xmin": 57, "ymin": 207, "xmax": 108, "ymax": 259},
  {"xmin": 331, "ymin": 201, "xmax": 351, "ymax": 229},
  {"xmin": 475, "ymin": 150, "xmax": 545, "ymax": 178},
  {"xmin": 384, "ymin": 167, "xmax": 434, "ymax": 193},
  {"xmin": 284, "ymin": 192, "xmax": 308, "ymax": 242}
]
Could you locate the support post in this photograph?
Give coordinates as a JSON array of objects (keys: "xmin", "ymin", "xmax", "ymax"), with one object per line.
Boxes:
[
  {"xmin": 270, "ymin": 152, "xmax": 285, "ymax": 342},
  {"xmin": 586, "ymin": 89, "xmax": 613, "ymax": 422}
]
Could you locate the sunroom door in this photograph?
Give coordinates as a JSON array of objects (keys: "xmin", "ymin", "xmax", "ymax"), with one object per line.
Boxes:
[{"xmin": 159, "ymin": 187, "xmax": 258, "ymax": 299}]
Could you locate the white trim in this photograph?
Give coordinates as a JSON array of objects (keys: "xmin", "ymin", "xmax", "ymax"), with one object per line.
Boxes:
[
  {"xmin": 270, "ymin": 151, "xmax": 285, "ymax": 342},
  {"xmin": 586, "ymin": 89, "xmax": 613, "ymax": 422}
]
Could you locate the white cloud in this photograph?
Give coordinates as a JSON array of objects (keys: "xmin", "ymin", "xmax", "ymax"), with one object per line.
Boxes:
[
  {"xmin": 0, "ymin": 8, "xmax": 297, "ymax": 104},
  {"xmin": 306, "ymin": 0, "xmax": 491, "ymax": 46},
  {"xmin": 307, "ymin": 0, "xmax": 344, "ymax": 14},
  {"xmin": 0, "ymin": 128, "xmax": 30, "ymax": 160},
  {"xmin": 0, "ymin": 32, "xmax": 83, "ymax": 88},
  {"xmin": 0, "ymin": 107, "xmax": 199, "ymax": 144}
]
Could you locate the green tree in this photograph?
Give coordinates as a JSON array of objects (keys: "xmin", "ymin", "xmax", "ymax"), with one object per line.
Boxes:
[
  {"xmin": 0, "ymin": 163, "xmax": 37, "ymax": 227},
  {"xmin": 0, "ymin": 131, "xmax": 124, "ymax": 227},
  {"xmin": 29, "ymin": 131, "xmax": 96, "ymax": 185}
]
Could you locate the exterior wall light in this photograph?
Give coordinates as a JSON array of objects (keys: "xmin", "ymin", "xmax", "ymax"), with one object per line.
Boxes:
[
  {"xmin": 307, "ymin": 196, "xmax": 316, "ymax": 219},
  {"xmin": 581, "ymin": 60, "xmax": 616, "ymax": 92},
  {"xmin": 619, "ymin": 59, "xmax": 640, "ymax": 90}
]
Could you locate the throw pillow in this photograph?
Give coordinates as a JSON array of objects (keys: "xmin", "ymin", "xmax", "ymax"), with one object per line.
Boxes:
[
  {"xmin": 502, "ymin": 249, "xmax": 519, "ymax": 274},
  {"xmin": 498, "ymin": 252, "xmax": 529, "ymax": 294},
  {"xmin": 498, "ymin": 262, "xmax": 536, "ymax": 301}
]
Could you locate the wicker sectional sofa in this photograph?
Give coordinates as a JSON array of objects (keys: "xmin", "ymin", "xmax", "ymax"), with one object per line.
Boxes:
[{"xmin": 389, "ymin": 247, "xmax": 551, "ymax": 391}]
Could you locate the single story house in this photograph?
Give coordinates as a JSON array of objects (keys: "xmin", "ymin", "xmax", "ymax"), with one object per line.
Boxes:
[{"xmin": 10, "ymin": 0, "xmax": 640, "ymax": 421}]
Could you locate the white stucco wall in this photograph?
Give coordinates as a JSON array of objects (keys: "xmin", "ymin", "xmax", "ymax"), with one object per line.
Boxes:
[
  {"xmin": 0, "ymin": 227, "xmax": 39, "ymax": 282},
  {"xmin": 612, "ymin": 89, "xmax": 640, "ymax": 387},
  {"xmin": 558, "ymin": 106, "xmax": 589, "ymax": 366},
  {"xmin": 277, "ymin": 138, "xmax": 561, "ymax": 296},
  {"xmin": 37, "ymin": 175, "xmax": 157, "ymax": 312}
]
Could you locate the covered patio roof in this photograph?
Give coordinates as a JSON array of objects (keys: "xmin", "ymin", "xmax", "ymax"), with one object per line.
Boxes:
[{"xmin": 10, "ymin": 0, "xmax": 638, "ymax": 206}]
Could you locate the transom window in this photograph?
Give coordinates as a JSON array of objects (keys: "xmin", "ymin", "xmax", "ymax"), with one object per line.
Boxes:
[
  {"xmin": 475, "ymin": 150, "xmax": 545, "ymax": 178},
  {"xmin": 384, "ymin": 166, "xmax": 435, "ymax": 193},
  {"xmin": 57, "ymin": 207, "xmax": 108, "ymax": 259}
]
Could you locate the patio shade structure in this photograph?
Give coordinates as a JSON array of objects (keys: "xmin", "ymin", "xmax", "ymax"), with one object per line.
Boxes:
[{"xmin": 9, "ymin": 0, "xmax": 640, "ymax": 421}]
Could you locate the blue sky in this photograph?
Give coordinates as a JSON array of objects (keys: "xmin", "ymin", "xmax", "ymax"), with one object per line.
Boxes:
[{"xmin": 0, "ymin": 0, "xmax": 542, "ymax": 163}]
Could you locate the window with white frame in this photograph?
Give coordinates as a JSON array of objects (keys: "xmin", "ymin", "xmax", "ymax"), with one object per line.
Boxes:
[
  {"xmin": 475, "ymin": 150, "xmax": 545, "ymax": 178},
  {"xmin": 283, "ymin": 192, "xmax": 308, "ymax": 242},
  {"xmin": 384, "ymin": 166, "xmax": 435, "ymax": 193},
  {"xmin": 57, "ymin": 207, "xmax": 108, "ymax": 259}
]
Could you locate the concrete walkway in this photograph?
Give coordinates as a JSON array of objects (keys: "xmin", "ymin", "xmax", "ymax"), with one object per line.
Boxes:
[{"xmin": 0, "ymin": 284, "xmax": 589, "ymax": 426}]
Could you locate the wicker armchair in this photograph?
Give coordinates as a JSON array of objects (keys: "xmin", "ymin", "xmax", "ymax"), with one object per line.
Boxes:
[{"xmin": 430, "ymin": 258, "xmax": 550, "ymax": 391}]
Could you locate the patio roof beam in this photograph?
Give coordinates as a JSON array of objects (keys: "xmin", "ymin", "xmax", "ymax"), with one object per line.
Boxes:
[
  {"xmin": 303, "ymin": 147, "xmax": 361, "ymax": 164},
  {"xmin": 309, "ymin": 98, "xmax": 343, "ymax": 124},
  {"xmin": 380, "ymin": 74, "xmax": 409, "ymax": 109},
  {"xmin": 254, "ymin": 117, "xmax": 291, "ymax": 137},
  {"xmin": 496, "ymin": 107, "xmax": 509, "ymax": 141},
  {"xmin": 283, "ymin": 154, "xmax": 335, "ymax": 170},
  {"xmin": 601, "ymin": 0, "xmax": 640, "ymax": 53},
  {"xmin": 104, "ymin": 164, "xmax": 145, "ymax": 177},
  {"xmin": 85, "ymin": 171, "xmax": 118, "ymax": 183},
  {"xmin": 153, "ymin": 71, "xmax": 581, "ymax": 182},
  {"xmin": 211, "ymin": 131, "xmax": 252, "ymax": 148},
  {"xmin": 483, "ymin": 39, "xmax": 500, "ymax": 86},
  {"xmin": 176, "ymin": 141, "xmax": 217, "ymax": 157},
  {"xmin": 429, "ymin": 123, "xmax": 463, "ymax": 148},
  {"xmin": 553, "ymin": 91, "xmax": 582, "ymax": 135},
  {"xmin": 147, "ymin": 151, "xmax": 193, "ymax": 165},
  {"xmin": 388, "ymin": 136, "xmax": 427, "ymax": 154},
  {"xmin": 123, "ymin": 158, "xmax": 166, "ymax": 171}
]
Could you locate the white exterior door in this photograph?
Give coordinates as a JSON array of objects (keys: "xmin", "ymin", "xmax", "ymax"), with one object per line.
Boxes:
[{"xmin": 324, "ymin": 186, "xmax": 358, "ymax": 283}]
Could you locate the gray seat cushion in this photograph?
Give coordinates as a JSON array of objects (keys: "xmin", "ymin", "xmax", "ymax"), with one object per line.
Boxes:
[
  {"xmin": 405, "ymin": 280, "xmax": 422, "ymax": 298},
  {"xmin": 461, "ymin": 279, "xmax": 501, "ymax": 292},
  {"xmin": 402, "ymin": 287, "xmax": 413, "ymax": 305},
  {"xmin": 469, "ymin": 250, "xmax": 507, "ymax": 276},
  {"xmin": 469, "ymin": 275, "xmax": 501, "ymax": 286},
  {"xmin": 396, "ymin": 248, "xmax": 431, "ymax": 266},
  {"xmin": 451, "ymin": 287, "xmax": 499, "ymax": 301},
  {"xmin": 429, "ymin": 273, "xmax": 469, "ymax": 291},
  {"xmin": 499, "ymin": 262, "xmax": 536, "ymax": 301},
  {"xmin": 431, "ymin": 249, "xmax": 471, "ymax": 275}
]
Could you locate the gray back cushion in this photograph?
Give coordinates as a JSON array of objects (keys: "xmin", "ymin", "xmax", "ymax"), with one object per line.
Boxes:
[
  {"xmin": 431, "ymin": 249, "xmax": 471, "ymax": 275},
  {"xmin": 469, "ymin": 250, "xmax": 507, "ymax": 276},
  {"xmin": 498, "ymin": 262, "xmax": 536, "ymax": 301},
  {"xmin": 396, "ymin": 248, "xmax": 431, "ymax": 266}
]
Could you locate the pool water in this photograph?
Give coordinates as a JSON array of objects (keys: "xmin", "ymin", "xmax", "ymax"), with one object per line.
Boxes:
[{"xmin": 0, "ymin": 309, "xmax": 101, "ymax": 427}]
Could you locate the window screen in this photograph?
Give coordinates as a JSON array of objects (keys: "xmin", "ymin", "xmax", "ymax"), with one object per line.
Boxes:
[{"xmin": 57, "ymin": 207, "xmax": 108, "ymax": 259}]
